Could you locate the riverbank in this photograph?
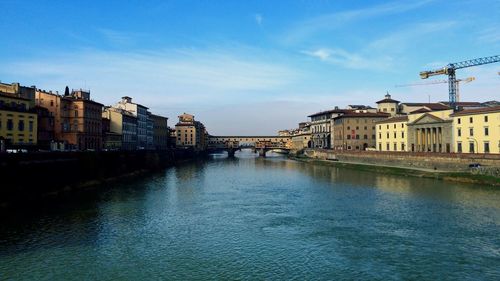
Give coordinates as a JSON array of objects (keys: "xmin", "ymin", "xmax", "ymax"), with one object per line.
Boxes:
[
  {"xmin": 0, "ymin": 149, "xmax": 202, "ymax": 213},
  {"xmin": 290, "ymin": 150, "xmax": 500, "ymax": 186}
]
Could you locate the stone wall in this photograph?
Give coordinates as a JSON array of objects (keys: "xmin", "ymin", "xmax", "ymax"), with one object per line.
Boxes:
[
  {"xmin": 304, "ymin": 149, "xmax": 500, "ymax": 177},
  {"xmin": 0, "ymin": 149, "xmax": 195, "ymax": 209}
]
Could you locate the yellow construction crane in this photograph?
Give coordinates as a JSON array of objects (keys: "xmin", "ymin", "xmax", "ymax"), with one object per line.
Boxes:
[{"xmin": 395, "ymin": 77, "xmax": 475, "ymax": 102}]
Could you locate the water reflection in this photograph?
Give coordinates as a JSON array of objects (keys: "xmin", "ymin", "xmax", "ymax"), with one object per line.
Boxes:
[{"xmin": 1, "ymin": 150, "xmax": 499, "ymax": 280}]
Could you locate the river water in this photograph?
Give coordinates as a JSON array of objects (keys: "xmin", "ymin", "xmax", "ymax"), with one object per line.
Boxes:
[{"xmin": 1, "ymin": 150, "xmax": 499, "ymax": 280}]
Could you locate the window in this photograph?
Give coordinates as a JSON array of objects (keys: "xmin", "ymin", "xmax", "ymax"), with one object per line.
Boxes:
[
  {"xmin": 401, "ymin": 143, "xmax": 405, "ymax": 151},
  {"xmin": 469, "ymin": 128, "xmax": 473, "ymax": 136},
  {"xmin": 364, "ymin": 135, "xmax": 368, "ymax": 139},
  {"xmin": 18, "ymin": 120, "xmax": 25, "ymax": 131},
  {"xmin": 29, "ymin": 121, "xmax": 33, "ymax": 132},
  {"xmin": 7, "ymin": 119, "xmax": 13, "ymax": 131},
  {"xmin": 394, "ymin": 132, "xmax": 396, "ymax": 138},
  {"xmin": 457, "ymin": 128, "xmax": 461, "ymax": 137},
  {"xmin": 364, "ymin": 126, "xmax": 367, "ymax": 130},
  {"xmin": 372, "ymin": 134, "xmax": 375, "ymax": 139},
  {"xmin": 401, "ymin": 123, "xmax": 404, "ymax": 128},
  {"xmin": 457, "ymin": 142, "xmax": 462, "ymax": 153},
  {"xmin": 393, "ymin": 124, "xmax": 396, "ymax": 129},
  {"xmin": 484, "ymin": 115, "xmax": 488, "ymax": 122},
  {"xmin": 387, "ymin": 132, "xmax": 389, "ymax": 139},
  {"xmin": 356, "ymin": 126, "xmax": 359, "ymax": 130},
  {"xmin": 458, "ymin": 118, "xmax": 461, "ymax": 124},
  {"xmin": 347, "ymin": 135, "xmax": 351, "ymax": 140},
  {"xmin": 379, "ymin": 143, "xmax": 382, "ymax": 151},
  {"xmin": 379, "ymin": 125, "xmax": 381, "ymax": 130},
  {"xmin": 469, "ymin": 117, "xmax": 473, "ymax": 123},
  {"xmin": 50, "ymin": 100, "xmax": 54, "ymax": 106},
  {"xmin": 402, "ymin": 132, "xmax": 404, "ymax": 138},
  {"xmin": 75, "ymin": 110, "xmax": 78, "ymax": 117},
  {"xmin": 386, "ymin": 143, "xmax": 390, "ymax": 150},
  {"xmin": 469, "ymin": 142, "xmax": 475, "ymax": 153},
  {"xmin": 356, "ymin": 135, "xmax": 360, "ymax": 139},
  {"xmin": 347, "ymin": 126, "xmax": 350, "ymax": 130},
  {"xmin": 484, "ymin": 142, "xmax": 490, "ymax": 153},
  {"xmin": 484, "ymin": 127, "xmax": 489, "ymax": 136},
  {"xmin": 391, "ymin": 108, "xmax": 395, "ymax": 112},
  {"xmin": 386, "ymin": 125, "xmax": 389, "ymax": 129},
  {"xmin": 379, "ymin": 133, "xmax": 381, "ymax": 139},
  {"xmin": 394, "ymin": 143, "xmax": 397, "ymax": 151}
]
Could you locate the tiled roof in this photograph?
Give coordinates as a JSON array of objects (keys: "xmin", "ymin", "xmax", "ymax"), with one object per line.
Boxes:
[
  {"xmin": 334, "ymin": 112, "xmax": 390, "ymax": 119},
  {"xmin": 307, "ymin": 109, "xmax": 352, "ymax": 117},
  {"xmin": 375, "ymin": 98, "xmax": 400, "ymax": 104},
  {"xmin": 450, "ymin": 106, "xmax": 500, "ymax": 116},
  {"xmin": 402, "ymin": 103, "xmax": 450, "ymax": 110},
  {"xmin": 375, "ymin": 116, "xmax": 409, "ymax": 124}
]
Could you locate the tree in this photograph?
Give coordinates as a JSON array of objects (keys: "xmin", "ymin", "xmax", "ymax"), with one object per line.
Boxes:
[{"xmin": 64, "ymin": 86, "xmax": 69, "ymax": 96}]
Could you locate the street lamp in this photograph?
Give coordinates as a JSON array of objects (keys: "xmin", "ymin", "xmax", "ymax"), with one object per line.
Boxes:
[{"xmin": 467, "ymin": 137, "xmax": 478, "ymax": 154}]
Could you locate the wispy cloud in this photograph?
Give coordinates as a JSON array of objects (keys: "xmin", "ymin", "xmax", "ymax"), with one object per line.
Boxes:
[
  {"xmin": 478, "ymin": 27, "xmax": 500, "ymax": 44},
  {"xmin": 97, "ymin": 28, "xmax": 144, "ymax": 46},
  {"xmin": 301, "ymin": 20, "xmax": 457, "ymax": 71},
  {"xmin": 301, "ymin": 48, "xmax": 394, "ymax": 70},
  {"xmin": 1, "ymin": 47, "xmax": 300, "ymax": 111},
  {"xmin": 254, "ymin": 14, "xmax": 263, "ymax": 26},
  {"xmin": 284, "ymin": 0, "xmax": 434, "ymax": 43}
]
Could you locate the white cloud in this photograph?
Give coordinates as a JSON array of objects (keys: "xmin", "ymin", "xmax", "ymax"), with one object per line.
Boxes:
[
  {"xmin": 284, "ymin": 0, "xmax": 435, "ymax": 43},
  {"xmin": 302, "ymin": 47, "xmax": 394, "ymax": 71},
  {"xmin": 1, "ymin": 48, "xmax": 300, "ymax": 119}
]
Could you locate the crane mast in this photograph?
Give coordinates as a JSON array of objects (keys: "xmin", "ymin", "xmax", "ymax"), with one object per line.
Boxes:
[{"xmin": 420, "ymin": 55, "xmax": 500, "ymax": 109}]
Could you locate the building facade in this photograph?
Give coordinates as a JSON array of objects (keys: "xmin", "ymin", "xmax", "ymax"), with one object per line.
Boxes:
[
  {"xmin": 175, "ymin": 113, "xmax": 207, "ymax": 151},
  {"xmin": 376, "ymin": 109, "xmax": 454, "ymax": 153},
  {"xmin": 151, "ymin": 114, "xmax": 169, "ymax": 150},
  {"xmin": 308, "ymin": 108, "xmax": 350, "ymax": 149},
  {"xmin": 35, "ymin": 89, "xmax": 103, "ymax": 150},
  {"xmin": 451, "ymin": 106, "xmax": 500, "ymax": 154},
  {"xmin": 376, "ymin": 116, "xmax": 409, "ymax": 152},
  {"xmin": 376, "ymin": 93, "xmax": 400, "ymax": 116},
  {"xmin": 333, "ymin": 111, "xmax": 390, "ymax": 150},
  {"xmin": 0, "ymin": 92, "xmax": 38, "ymax": 148},
  {"xmin": 114, "ymin": 96, "xmax": 149, "ymax": 149},
  {"xmin": 102, "ymin": 107, "xmax": 138, "ymax": 151}
]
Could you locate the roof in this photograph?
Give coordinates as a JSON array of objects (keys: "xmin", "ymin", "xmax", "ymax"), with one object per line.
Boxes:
[
  {"xmin": 333, "ymin": 112, "xmax": 390, "ymax": 119},
  {"xmin": 440, "ymin": 101, "xmax": 482, "ymax": 107},
  {"xmin": 401, "ymin": 103, "xmax": 450, "ymax": 111},
  {"xmin": 375, "ymin": 116, "xmax": 409, "ymax": 124},
  {"xmin": 307, "ymin": 109, "xmax": 352, "ymax": 117},
  {"xmin": 375, "ymin": 98, "xmax": 400, "ymax": 104},
  {"xmin": 409, "ymin": 108, "xmax": 431, "ymax": 114},
  {"xmin": 450, "ymin": 106, "xmax": 500, "ymax": 117}
]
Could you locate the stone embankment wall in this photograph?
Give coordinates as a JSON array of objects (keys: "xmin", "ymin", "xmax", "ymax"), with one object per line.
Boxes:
[
  {"xmin": 0, "ymin": 149, "xmax": 196, "ymax": 210},
  {"xmin": 303, "ymin": 149, "xmax": 500, "ymax": 177}
]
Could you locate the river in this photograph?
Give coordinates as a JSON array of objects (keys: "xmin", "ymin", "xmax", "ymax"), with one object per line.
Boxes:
[{"xmin": 1, "ymin": 150, "xmax": 499, "ymax": 280}]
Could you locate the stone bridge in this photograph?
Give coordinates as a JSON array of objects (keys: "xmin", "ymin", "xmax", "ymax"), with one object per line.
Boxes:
[{"xmin": 208, "ymin": 136, "xmax": 292, "ymax": 157}]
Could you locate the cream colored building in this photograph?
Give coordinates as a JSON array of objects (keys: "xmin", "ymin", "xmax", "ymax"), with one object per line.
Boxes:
[
  {"xmin": 376, "ymin": 93, "xmax": 400, "ymax": 116},
  {"xmin": 376, "ymin": 109, "xmax": 454, "ymax": 153},
  {"xmin": 451, "ymin": 106, "xmax": 500, "ymax": 154},
  {"xmin": 376, "ymin": 116, "xmax": 409, "ymax": 151},
  {"xmin": 175, "ymin": 113, "xmax": 207, "ymax": 151}
]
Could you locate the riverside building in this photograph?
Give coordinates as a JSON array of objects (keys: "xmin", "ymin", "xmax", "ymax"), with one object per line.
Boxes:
[
  {"xmin": 114, "ymin": 96, "xmax": 150, "ymax": 150},
  {"xmin": 36, "ymin": 89, "xmax": 103, "ymax": 150},
  {"xmin": 333, "ymin": 111, "xmax": 390, "ymax": 150},
  {"xmin": 451, "ymin": 106, "xmax": 500, "ymax": 154},
  {"xmin": 102, "ymin": 107, "xmax": 138, "ymax": 150},
  {"xmin": 308, "ymin": 108, "xmax": 351, "ymax": 149},
  {"xmin": 0, "ymin": 87, "xmax": 38, "ymax": 148},
  {"xmin": 175, "ymin": 113, "xmax": 207, "ymax": 151}
]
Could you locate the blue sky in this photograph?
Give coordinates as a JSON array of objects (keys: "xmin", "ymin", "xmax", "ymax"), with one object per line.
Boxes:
[{"xmin": 1, "ymin": 0, "xmax": 499, "ymax": 135}]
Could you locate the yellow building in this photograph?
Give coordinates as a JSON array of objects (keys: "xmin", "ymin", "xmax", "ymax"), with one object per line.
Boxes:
[
  {"xmin": 376, "ymin": 116, "xmax": 409, "ymax": 151},
  {"xmin": 376, "ymin": 109, "xmax": 455, "ymax": 153},
  {"xmin": 0, "ymin": 92, "xmax": 38, "ymax": 147},
  {"xmin": 451, "ymin": 106, "xmax": 500, "ymax": 154}
]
